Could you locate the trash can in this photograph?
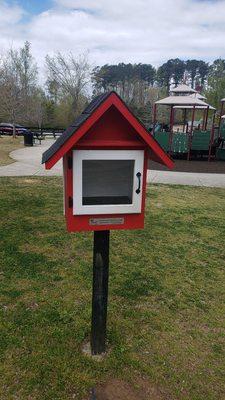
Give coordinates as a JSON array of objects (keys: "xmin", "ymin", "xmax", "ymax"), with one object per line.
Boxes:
[{"xmin": 23, "ymin": 131, "xmax": 33, "ymax": 146}]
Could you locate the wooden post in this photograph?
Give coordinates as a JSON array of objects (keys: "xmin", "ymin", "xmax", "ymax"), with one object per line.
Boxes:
[
  {"xmin": 202, "ymin": 108, "xmax": 206, "ymax": 130},
  {"xmin": 187, "ymin": 105, "xmax": 196, "ymax": 161},
  {"xmin": 91, "ymin": 230, "xmax": 110, "ymax": 355},
  {"xmin": 183, "ymin": 108, "xmax": 187, "ymax": 132},
  {"xmin": 169, "ymin": 105, "xmax": 173, "ymax": 133},
  {"xmin": 169, "ymin": 106, "xmax": 174, "ymax": 155},
  {"xmin": 152, "ymin": 103, "xmax": 157, "ymax": 136},
  {"xmin": 208, "ymin": 110, "xmax": 216, "ymax": 162},
  {"xmin": 204, "ymin": 106, "xmax": 209, "ymax": 131},
  {"xmin": 218, "ymin": 101, "xmax": 224, "ymax": 138}
]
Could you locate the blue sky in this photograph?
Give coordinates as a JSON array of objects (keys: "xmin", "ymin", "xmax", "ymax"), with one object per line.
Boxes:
[
  {"xmin": 1, "ymin": 0, "xmax": 225, "ymax": 76},
  {"xmin": 7, "ymin": 0, "xmax": 53, "ymax": 15}
]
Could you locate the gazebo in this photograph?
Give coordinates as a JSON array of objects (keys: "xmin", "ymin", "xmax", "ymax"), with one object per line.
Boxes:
[
  {"xmin": 152, "ymin": 95, "xmax": 214, "ymax": 135},
  {"xmin": 152, "ymin": 91, "xmax": 216, "ymax": 160},
  {"xmin": 191, "ymin": 93, "xmax": 207, "ymax": 101},
  {"xmin": 170, "ymin": 83, "xmax": 198, "ymax": 95}
]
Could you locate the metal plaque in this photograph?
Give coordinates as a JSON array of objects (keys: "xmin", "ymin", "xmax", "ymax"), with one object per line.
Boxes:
[{"xmin": 89, "ymin": 217, "xmax": 125, "ymax": 226}]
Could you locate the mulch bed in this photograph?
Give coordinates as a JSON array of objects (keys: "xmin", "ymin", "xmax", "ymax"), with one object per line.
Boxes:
[{"xmin": 149, "ymin": 159, "xmax": 225, "ymax": 174}]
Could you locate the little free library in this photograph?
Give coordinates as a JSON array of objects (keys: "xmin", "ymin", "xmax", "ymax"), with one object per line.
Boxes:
[{"xmin": 42, "ymin": 91, "xmax": 174, "ymax": 354}]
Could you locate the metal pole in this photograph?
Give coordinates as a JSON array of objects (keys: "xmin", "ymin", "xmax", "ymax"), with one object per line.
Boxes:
[
  {"xmin": 204, "ymin": 106, "xmax": 209, "ymax": 131},
  {"xmin": 91, "ymin": 230, "xmax": 110, "ymax": 355},
  {"xmin": 218, "ymin": 101, "xmax": 224, "ymax": 138}
]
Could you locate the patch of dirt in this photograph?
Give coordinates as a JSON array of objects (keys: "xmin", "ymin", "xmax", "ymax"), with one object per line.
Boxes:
[
  {"xmin": 88, "ymin": 377, "xmax": 172, "ymax": 400},
  {"xmin": 149, "ymin": 159, "xmax": 225, "ymax": 174},
  {"xmin": 20, "ymin": 178, "xmax": 42, "ymax": 184}
]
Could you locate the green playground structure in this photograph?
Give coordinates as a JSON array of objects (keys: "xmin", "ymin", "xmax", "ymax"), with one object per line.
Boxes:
[
  {"xmin": 152, "ymin": 86, "xmax": 225, "ymax": 161},
  {"xmin": 154, "ymin": 128, "xmax": 220, "ymax": 161}
]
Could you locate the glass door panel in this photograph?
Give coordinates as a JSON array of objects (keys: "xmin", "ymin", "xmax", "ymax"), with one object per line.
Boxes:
[{"xmin": 82, "ymin": 160, "xmax": 134, "ymax": 205}]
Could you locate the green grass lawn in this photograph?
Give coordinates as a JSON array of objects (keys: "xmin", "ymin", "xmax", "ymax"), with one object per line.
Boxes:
[
  {"xmin": 0, "ymin": 136, "xmax": 24, "ymax": 166},
  {"xmin": 0, "ymin": 177, "xmax": 225, "ymax": 400}
]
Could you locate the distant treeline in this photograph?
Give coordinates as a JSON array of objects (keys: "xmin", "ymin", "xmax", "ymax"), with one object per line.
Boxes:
[
  {"xmin": 1, "ymin": 41, "xmax": 225, "ymax": 129},
  {"xmin": 92, "ymin": 59, "xmax": 210, "ymax": 95}
]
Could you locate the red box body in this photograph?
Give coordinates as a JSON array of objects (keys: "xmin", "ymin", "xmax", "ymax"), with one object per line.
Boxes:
[{"xmin": 43, "ymin": 92, "xmax": 174, "ymax": 232}]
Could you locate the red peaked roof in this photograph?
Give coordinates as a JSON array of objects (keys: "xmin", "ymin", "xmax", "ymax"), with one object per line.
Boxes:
[{"xmin": 42, "ymin": 91, "xmax": 174, "ymax": 170}]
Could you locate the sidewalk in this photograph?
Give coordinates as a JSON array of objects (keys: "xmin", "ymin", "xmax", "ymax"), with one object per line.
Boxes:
[
  {"xmin": 148, "ymin": 170, "xmax": 225, "ymax": 187},
  {"xmin": 0, "ymin": 140, "xmax": 225, "ymax": 187}
]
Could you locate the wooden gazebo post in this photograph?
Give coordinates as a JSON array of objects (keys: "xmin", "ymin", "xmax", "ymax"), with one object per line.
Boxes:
[
  {"xmin": 202, "ymin": 108, "xmax": 206, "ymax": 130},
  {"xmin": 169, "ymin": 106, "xmax": 174, "ymax": 154},
  {"xmin": 208, "ymin": 110, "xmax": 216, "ymax": 162},
  {"xmin": 218, "ymin": 99, "xmax": 225, "ymax": 138},
  {"xmin": 152, "ymin": 103, "xmax": 157, "ymax": 136},
  {"xmin": 183, "ymin": 108, "xmax": 187, "ymax": 132},
  {"xmin": 204, "ymin": 105, "xmax": 209, "ymax": 130},
  {"xmin": 187, "ymin": 105, "xmax": 196, "ymax": 161}
]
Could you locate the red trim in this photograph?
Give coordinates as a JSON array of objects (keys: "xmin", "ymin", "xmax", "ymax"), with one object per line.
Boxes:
[
  {"xmin": 75, "ymin": 140, "xmax": 145, "ymax": 149},
  {"xmin": 45, "ymin": 93, "xmax": 174, "ymax": 170}
]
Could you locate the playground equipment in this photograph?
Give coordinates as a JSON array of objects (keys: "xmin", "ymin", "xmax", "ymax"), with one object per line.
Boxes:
[{"xmin": 152, "ymin": 85, "xmax": 218, "ymax": 161}]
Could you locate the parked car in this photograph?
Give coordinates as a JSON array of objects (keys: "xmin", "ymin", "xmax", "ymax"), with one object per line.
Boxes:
[{"xmin": 0, "ymin": 123, "xmax": 30, "ymax": 136}]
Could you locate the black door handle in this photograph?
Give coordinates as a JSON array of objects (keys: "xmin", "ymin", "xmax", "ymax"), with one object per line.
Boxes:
[{"xmin": 136, "ymin": 172, "xmax": 141, "ymax": 194}]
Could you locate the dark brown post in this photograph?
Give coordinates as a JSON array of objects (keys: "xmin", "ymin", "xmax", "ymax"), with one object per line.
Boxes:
[
  {"xmin": 183, "ymin": 108, "xmax": 187, "ymax": 132},
  {"xmin": 204, "ymin": 106, "xmax": 209, "ymax": 131},
  {"xmin": 202, "ymin": 108, "xmax": 206, "ymax": 130},
  {"xmin": 169, "ymin": 105, "xmax": 173, "ymax": 133},
  {"xmin": 218, "ymin": 100, "xmax": 224, "ymax": 138},
  {"xmin": 152, "ymin": 103, "xmax": 157, "ymax": 136},
  {"xmin": 187, "ymin": 105, "xmax": 196, "ymax": 161},
  {"xmin": 91, "ymin": 230, "xmax": 110, "ymax": 355},
  {"xmin": 208, "ymin": 110, "xmax": 216, "ymax": 162},
  {"xmin": 169, "ymin": 106, "xmax": 174, "ymax": 155}
]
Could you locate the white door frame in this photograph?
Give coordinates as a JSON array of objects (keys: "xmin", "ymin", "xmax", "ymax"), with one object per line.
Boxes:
[{"xmin": 73, "ymin": 150, "xmax": 144, "ymax": 215}]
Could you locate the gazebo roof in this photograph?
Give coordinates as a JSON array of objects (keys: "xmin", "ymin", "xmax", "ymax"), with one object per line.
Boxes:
[
  {"xmin": 155, "ymin": 95, "xmax": 210, "ymax": 107},
  {"xmin": 174, "ymin": 105, "xmax": 216, "ymax": 110},
  {"xmin": 191, "ymin": 93, "xmax": 207, "ymax": 101},
  {"xmin": 221, "ymin": 98, "xmax": 225, "ymax": 102},
  {"xmin": 170, "ymin": 84, "xmax": 198, "ymax": 94}
]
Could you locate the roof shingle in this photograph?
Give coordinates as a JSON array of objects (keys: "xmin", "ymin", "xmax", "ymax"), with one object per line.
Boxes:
[{"xmin": 42, "ymin": 92, "xmax": 111, "ymax": 164}]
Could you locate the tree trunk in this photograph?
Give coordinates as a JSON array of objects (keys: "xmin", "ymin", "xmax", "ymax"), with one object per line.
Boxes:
[{"xmin": 13, "ymin": 123, "xmax": 16, "ymax": 139}]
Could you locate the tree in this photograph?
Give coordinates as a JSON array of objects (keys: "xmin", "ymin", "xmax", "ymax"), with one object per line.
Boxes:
[
  {"xmin": 185, "ymin": 59, "xmax": 209, "ymax": 88},
  {"xmin": 45, "ymin": 52, "xmax": 91, "ymax": 119},
  {"xmin": 0, "ymin": 41, "xmax": 38, "ymax": 135},
  {"xmin": 205, "ymin": 60, "xmax": 225, "ymax": 109},
  {"xmin": 157, "ymin": 59, "xmax": 185, "ymax": 93},
  {"xmin": 208, "ymin": 59, "xmax": 225, "ymax": 79}
]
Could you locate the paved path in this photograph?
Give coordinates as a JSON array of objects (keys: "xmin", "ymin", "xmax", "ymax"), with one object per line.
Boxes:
[
  {"xmin": 0, "ymin": 140, "xmax": 225, "ymax": 187},
  {"xmin": 0, "ymin": 140, "xmax": 62, "ymax": 177},
  {"xmin": 149, "ymin": 169, "xmax": 225, "ymax": 187}
]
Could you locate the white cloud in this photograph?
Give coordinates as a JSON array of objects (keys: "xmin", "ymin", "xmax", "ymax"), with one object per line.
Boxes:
[
  {"xmin": 1, "ymin": 0, "xmax": 225, "ymax": 81},
  {"xmin": 0, "ymin": 1, "xmax": 25, "ymax": 51}
]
